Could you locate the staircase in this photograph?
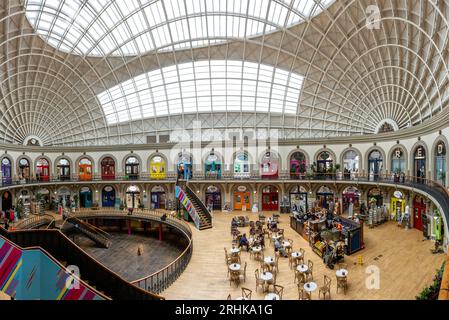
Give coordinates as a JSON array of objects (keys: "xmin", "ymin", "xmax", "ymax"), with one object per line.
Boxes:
[
  {"xmin": 184, "ymin": 185, "xmax": 212, "ymax": 230},
  {"xmin": 64, "ymin": 217, "xmax": 112, "ymax": 248}
]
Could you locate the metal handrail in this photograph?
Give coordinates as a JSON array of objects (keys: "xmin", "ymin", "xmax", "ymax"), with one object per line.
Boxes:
[
  {"xmin": 69, "ymin": 208, "xmax": 193, "ymax": 294},
  {"xmin": 14, "ymin": 214, "xmax": 55, "ymax": 230}
]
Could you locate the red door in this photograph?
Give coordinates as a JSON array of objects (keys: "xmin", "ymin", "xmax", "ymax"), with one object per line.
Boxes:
[
  {"xmin": 413, "ymin": 204, "xmax": 425, "ymax": 231},
  {"xmin": 262, "ymin": 192, "xmax": 279, "ymax": 211}
]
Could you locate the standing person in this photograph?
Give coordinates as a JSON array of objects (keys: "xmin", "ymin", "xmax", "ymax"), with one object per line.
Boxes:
[{"xmin": 348, "ymin": 199, "xmax": 354, "ymax": 218}]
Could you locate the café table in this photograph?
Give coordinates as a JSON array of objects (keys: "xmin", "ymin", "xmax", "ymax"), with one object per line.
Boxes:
[
  {"xmin": 336, "ymin": 269, "xmax": 348, "ymax": 278},
  {"xmin": 291, "ymin": 251, "xmax": 302, "ymax": 259},
  {"xmin": 304, "ymin": 281, "xmax": 317, "ymax": 299},
  {"xmin": 264, "ymin": 256, "xmax": 275, "ymax": 265},
  {"xmin": 229, "ymin": 263, "xmax": 241, "ymax": 271},
  {"xmin": 265, "ymin": 293, "xmax": 280, "ymax": 300},
  {"xmin": 297, "ymin": 264, "xmax": 308, "ymax": 273},
  {"xmin": 230, "ymin": 247, "xmax": 241, "ymax": 254},
  {"xmin": 282, "ymin": 240, "xmax": 291, "ymax": 248},
  {"xmin": 260, "ymin": 271, "xmax": 273, "ymax": 293}
]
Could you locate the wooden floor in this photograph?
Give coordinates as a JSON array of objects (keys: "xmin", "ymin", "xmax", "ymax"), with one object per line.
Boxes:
[
  {"xmin": 163, "ymin": 211, "xmax": 445, "ymax": 300},
  {"xmin": 75, "ymin": 232, "xmax": 183, "ymax": 282}
]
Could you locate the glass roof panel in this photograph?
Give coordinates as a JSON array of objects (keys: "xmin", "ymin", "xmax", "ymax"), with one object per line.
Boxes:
[
  {"xmin": 97, "ymin": 60, "xmax": 304, "ymax": 124},
  {"xmin": 23, "ymin": 0, "xmax": 334, "ymax": 56}
]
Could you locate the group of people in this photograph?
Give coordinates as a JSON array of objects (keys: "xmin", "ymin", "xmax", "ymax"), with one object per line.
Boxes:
[
  {"xmin": 238, "ymin": 232, "xmax": 265, "ymax": 251},
  {"xmin": 0, "ymin": 208, "xmax": 16, "ymax": 230}
]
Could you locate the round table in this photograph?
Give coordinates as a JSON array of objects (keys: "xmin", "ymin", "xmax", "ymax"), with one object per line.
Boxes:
[
  {"xmin": 304, "ymin": 282, "xmax": 317, "ymax": 293},
  {"xmin": 291, "ymin": 251, "xmax": 302, "ymax": 258},
  {"xmin": 336, "ymin": 269, "xmax": 348, "ymax": 278},
  {"xmin": 260, "ymin": 272, "xmax": 273, "ymax": 281},
  {"xmin": 230, "ymin": 248, "xmax": 240, "ymax": 254},
  {"xmin": 252, "ymin": 246, "xmax": 262, "ymax": 253},
  {"xmin": 282, "ymin": 241, "xmax": 291, "ymax": 247},
  {"xmin": 272, "ymin": 234, "xmax": 282, "ymax": 241},
  {"xmin": 264, "ymin": 293, "xmax": 280, "ymax": 300},
  {"xmin": 264, "ymin": 256, "xmax": 275, "ymax": 265},
  {"xmin": 297, "ymin": 264, "xmax": 308, "ymax": 273},
  {"xmin": 229, "ymin": 263, "xmax": 241, "ymax": 271}
]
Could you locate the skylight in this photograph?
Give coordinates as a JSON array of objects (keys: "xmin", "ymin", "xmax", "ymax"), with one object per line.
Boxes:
[
  {"xmin": 97, "ymin": 60, "xmax": 304, "ymax": 124},
  {"xmin": 23, "ymin": 0, "xmax": 334, "ymax": 56}
]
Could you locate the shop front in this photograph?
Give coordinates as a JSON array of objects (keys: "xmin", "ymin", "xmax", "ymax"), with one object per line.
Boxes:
[
  {"xmin": 260, "ymin": 151, "xmax": 279, "ymax": 179},
  {"xmin": 102, "ymin": 186, "xmax": 116, "ymax": 207},
  {"xmin": 414, "ymin": 146, "xmax": 426, "ymax": 183},
  {"xmin": 316, "ymin": 151, "xmax": 333, "ymax": 179},
  {"xmin": 368, "ymin": 150, "xmax": 383, "ymax": 181},
  {"xmin": 79, "ymin": 187, "xmax": 93, "ymax": 208},
  {"xmin": 413, "ymin": 195, "xmax": 426, "ymax": 231},
  {"xmin": 342, "ymin": 150, "xmax": 359, "ymax": 179},
  {"xmin": 234, "ymin": 186, "xmax": 250, "ymax": 211},
  {"xmin": 316, "ymin": 186, "xmax": 334, "ymax": 209},
  {"xmin": 126, "ymin": 185, "xmax": 141, "ymax": 209},
  {"xmin": 36, "ymin": 158, "xmax": 50, "ymax": 181},
  {"xmin": 261, "ymin": 185, "xmax": 279, "ymax": 211},
  {"xmin": 234, "ymin": 152, "xmax": 250, "ymax": 178},
  {"xmin": 390, "ymin": 190, "xmax": 406, "ymax": 221},
  {"xmin": 57, "ymin": 187, "xmax": 71, "ymax": 207},
  {"xmin": 78, "ymin": 158, "xmax": 92, "ymax": 181},
  {"xmin": 57, "ymin": 158, "xmax": 71, "ymax": 181},
  {"xmin": 289, "ymin": 185, "xmax": 308, "ymax": 213},
  {"xmin": 150, "ymin": 156, "xmax": 166, "ymax": 180},
  {"xmin": 205, "ymin": 185, "xmax": 221, "ymax": 210},
  {"xmin": 290, "ymin": 151, "xmax": 307, "ymax": 179},
  {"xmin": 435, "ymin": 141, "xmax": 446, "ymax": 186},
  {"xmin": 1, "ymin": 191, "xmax": 12, "ymax": 211},
  {"xmin": 1, "ymin": 157, "xmax": 12, "ymax": 185},
  {"xmin": 150, "ymin": 185, "xmax": 166, "ymax": 209},
  {"xmin": 391, "ymin": 147, "xmax": 406, "ymax": 176},
  {"xmin": 177, "ymin": 153, "xmax": 192, "ymax": 180},
  {"xmin": 368, "ymin": 188, "xmax": 383, "ymax": 206},
  {"xmin": 205, "ymin": 153, "xmax": 221, "ymax": 179},
  {"xmin": 342, "ymin": 186, "xmax": 360, "ymax": 213},
  {"xmin": 125, "ymin": 156, "xmax": 139, "ymax": 180},
  {"xmin": 101, "ymin": 157, "xmax": 115, "ymax": 180},
  {"xmin": 18, "ymin": 158, "xmax": 31, "ymax": 181}
]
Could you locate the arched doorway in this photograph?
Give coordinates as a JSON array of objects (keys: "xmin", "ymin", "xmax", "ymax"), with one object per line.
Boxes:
[
  {"xmin": 289, "ymin": 185, "xmax": 308, "ymax": 212},
  {"xmin": 36, "ymin": 188, "xmax": 51, "ymax": 210},
  {"xmin": 79, "ymin": 158, "xmax": 92, "ymax": 181},
  {"xmin": 177, "ymin": 153, "xmax": 192, "ymax": 180},
  {"xmin": 101, "ymin": 157, "xmax": 115, "ymax": 180},
  {"xmin": 316, "ymin": 186, "xmax": 334, "ymax": 209},
  {"xmin": 205, "ymin": 185, "xmax": 221, "ymax": 210},
  {"xmin": 126, "ymin": 185, "xmax": 141, "ymax": 209},
  {"xmin": 150, "ymin": 156, "xmax": 166, "ymax": 180},
  {"xmin": 150, "ymin": 185, "xmax": 166, "ymax": 209},
  {"xmin": 414, "ymin": 146, "xmax": 426, "ymax": 183},
  {"xmin": 1, "ymin": 191, "xmax": 12, "ymax": 211},
  {"xmin": 57, "ymin": 188, "xmax": 71, "ymax": 208},
  {"xmin": 18, "ymin": 158, "xmax": 31, "ymax": 181},
  {"xmin": 125, "ymin": 156, "xmax": 139, "ymax": 180},
  {"xmin": 367, "ymin": 188, "xmax": 383, "ymax": 206},
  {"xmin": 233, "ymin": 186, "xmax": 250, "ymax": 211},
  {"xmin": 342, "ymin": 150, "xmax": 359, "ymax": 179},
  {"xmin": 262, "ymin": 186, "xmax": 279, "ymax": 211},
  {"xmin": 290, "ymin": 151, "xmax": 307, "ymax": 179},
  {"xmin": 1, "ymin": 157, "xmax": 12, "ymax": 185},
  {"xmin": 316, "ymin": 151, "xmax": 333, "ymax": 179},
  {"xmin": 36, "ymin": 158, "xmax": 50, "ymax": 181},
  {"xmin": 102, "ymin": 186, "xmax": 116, "ymax": 207},
  {"xmin": 435, "ymin": 141, "xmax": 446, "ymax": 186},
  {"xmin": 390, "ymin": 190, "xmax": 406, "ymax": 221},
  {"xmin": 413, "ymin": 195, "xmax": 426, "ymax": 231},
  {"xmin": 368, "ymin": 150, "xmax": 383, "ymax": 181},
  {"xmin": 205, "ymin": 153, "xmax": 221, "ymax": 179},
  {"xmin": 57, "ymin": 158, "xmax": 71, "ymax": 181},
  {"xmin": 342, "ymin": 186, "xmax": 360, "ymax": 213},
  {"xmin": 79, "ymin": 187, "xmax": 93, "ymax": 208},
  {"xmin": 234, "ymin": 152, "xmax": 250, "ymax": 178},
  {"xmin": 260, "ymin": 151, "xmax": 279, "ymax": 179},
  {"xmin": 391, "ymin": 147, "xmax": 406, "ymax": 176}
]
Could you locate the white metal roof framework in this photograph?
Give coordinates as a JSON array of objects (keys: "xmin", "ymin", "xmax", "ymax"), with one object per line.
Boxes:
[{"xmin": 0, "ymin": 0, "xmax": 448, "ymax": 146}]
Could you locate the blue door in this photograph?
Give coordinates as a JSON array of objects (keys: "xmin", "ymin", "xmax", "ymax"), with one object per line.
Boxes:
[
  {"xmin": 80, "ymin": 189, "xmax": 92, "ymax": 208},
  {"xmin": 102, "ymin": 186, "xmax": 116, "ymax": 207}
]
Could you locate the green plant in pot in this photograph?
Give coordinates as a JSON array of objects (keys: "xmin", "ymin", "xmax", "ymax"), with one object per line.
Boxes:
[{"xmin": 119, "ymin": 201, "xmax": 125, "ymax": 210}]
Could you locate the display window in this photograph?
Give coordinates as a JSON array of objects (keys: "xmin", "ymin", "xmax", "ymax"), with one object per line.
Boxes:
[
  {"xmin": 125, "ymin": 156, "xmax": 139, "ymax": 180},
  {"xmin": 57, "ymin": 158, "xmax": 70, "ymax": 181},
  {"xmin": 368, "ymin": 150, "xmax": 383, "ymax": 181},
  {"xmin": 390, "ymin": 190, "xmax": 406, "ymax": 220},
  {"xmin": 205, "ymin": 153, "xmax": 221, "ymax": 179},
  {"xmin": 1, "ymin": 157, "xmax": 12, "ymax": 185},
  {"xmin": 78, "ymin": 158, "xmax": 92, "ymax": 181},
  {"xmin": 414, "ymin": 146, "xmax": 426, "ymax": 183},
  {"xmin": 435, "ymin": 141, "xmax": 446, "ymax": 186},
  {"xmin": 177, "ymin": 153, "xmax": 192, "ymax": 180},
  {"xmin": 289, "ymin": 185, "xmax": 308, "ymax": 213},
  {"xmin": 18, "ymin": 158, "xmax": 31, "ymax": 181},
  {"xmin": 36, "ymin": 158, "xmax": 50, "ymax": 181},
  {"xmin": 205, "ymin": 185, "xmax": 221, "ymax": 210},
  {"xmin": 260, "ymin": 151, "xmax": 279, "ymax": 179},
  {"xmin": 234, "ymin": 152, "xmax": 250, "ymax": 178},
  {"xmin": 101, "ymin": 157, "xmax": 115, "ymax": 180},
  {"xmin": 290, "ymin": 151, "xmax": 307, "ymax": 179},
  {"xmin": 150, "ymin": 156, "xmax": 166, "ymax": 180}
]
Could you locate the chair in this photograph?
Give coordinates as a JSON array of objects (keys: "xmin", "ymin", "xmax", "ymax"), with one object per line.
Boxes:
[
  {"xmin": 319, "ymin": 275, "xmax": 332, "ymax": 300},
  {"xmin": 288, "ymin": 253, "xmax": 294, "ymax": 269},
  {"xmin": 336, "ymin": 275, "xmax": 348, "ymax": 294},
  {"xmin": 227, "ymin": 294, "xmax": 232, "ymax": 300},
  {"xmin": 305, "ymin": 259, "xmax": 314, "ymax": 281},
  {"xmin": 230, "ymin": 270, "xmax": 240, "ymax": 287},
  {"xmin": 298, "ymin": 287, "xmax": 311, "ymax": 300},
  {"xmin": 298, "ymin": 248, "xmax": 305, "ymax": 265},
  {"xmin": 249, "ymin": 221, "xmax": 255, "ymax": 228},
  {"xmin": 294, "ymin": 270, "xmax": 306, "ymax": 285},
  {"xmin": 338, "ymin": 262, "xmax": 348, "ymax": 270},
  {"xmin": 273, "ymin": 284, "xmax": 284, "ymax": 300},
  {"xmin": 239, "ymin": 262, "xmax": 247, "ymax": 283},
  {"xmin": 267, "ymin": 271, "xmax": 277, "ymax": 292},
  {"xmin": 274, "ymin": 253, "xmax": 280, "ymax": 273},
  {"xmin": 254, "ymin": 269, "xmax": 265, "ymax": 292},
  {"xmin": 224, "ymin": 248, "xmax": 232, "ymax": 265},
  {"xmin": 241, "ymin": 287, "xmax": 252, "ymax": 300}
]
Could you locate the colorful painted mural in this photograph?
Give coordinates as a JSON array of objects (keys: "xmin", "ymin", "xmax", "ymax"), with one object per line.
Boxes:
[
  {"xmin": 175, "ymin": 186, "xmax": 200, "ymax": 230},
  {"xmin": 0, "ymin": 236, "xmax": 105, "ymax": 300}
]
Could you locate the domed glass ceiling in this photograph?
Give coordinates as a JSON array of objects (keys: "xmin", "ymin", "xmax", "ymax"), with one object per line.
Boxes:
[
  {"xmin": 97, "ymin": 60, "xmax": 304, "ymax": 124},
  {"xmin": 23, "ymin": 0, "xmax": 334, "ymax": 55}
]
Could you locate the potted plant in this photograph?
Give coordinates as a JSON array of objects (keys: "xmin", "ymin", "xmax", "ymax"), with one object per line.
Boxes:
[{"xmin": 119, "ymin": 200, "xmax": 125, "ymax": 210}]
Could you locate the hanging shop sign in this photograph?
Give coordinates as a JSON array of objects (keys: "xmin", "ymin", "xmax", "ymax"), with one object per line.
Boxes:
[
  {"xmin": 394, "ymin": 149, "xmax": 403, "ymax": 158},
  {"xmin": 80, "ymin": 187, "xmax": 91, "ymax": 193},
  {"xmin": 151, "ymin": 185, "xmax": 165, "ymax": 193},
  {"xmin": 437, "ymin": 143, "xmax": 446, "ymax": 155},
  {"xmin": 414, "ymin": 147, "xmax": 425, "ymax": 159},
  {"xmin": 207, "ymin": 186, "xmax": 218, "ymax": 193},
  {"xmin": 237, "ymin": 186, "xmax": 247, "ymax": 192},
  {"xmin": 104, "ymin": 186, "xmax": 114, "ymax": 192},
  {"xmin": 393, "ymin": 191, "xmax": 403, "ymax": 199}
]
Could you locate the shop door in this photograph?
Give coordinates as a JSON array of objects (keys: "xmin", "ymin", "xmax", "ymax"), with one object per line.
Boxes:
[
  {"xmin": 151, "ymin": 192, "xmax": 166, "ymax": 209},
  {"xmin": 102, "ymin": 189, "xmax": 115, "ymax": 207},
  {"xmin": 262, "ymin": 192, "xmax": 279, "ymax": 211},
  {"xmin": 80, "ymin": 191, "xmax": 92, "ymax": 208},
  {"xmin": 206, "ymin": 192, "xmax": 221, "ymax": 210},
  {"xmin": 234, "ymin": 192, "xmax": 250, "ymax": 210},
  {"xmin": 2, "ymin": 191, "xmax": 12, "ymax": 211},
  {"xmin": 413, "ymin": 204, "xmax": 425, "ymax": 231}
]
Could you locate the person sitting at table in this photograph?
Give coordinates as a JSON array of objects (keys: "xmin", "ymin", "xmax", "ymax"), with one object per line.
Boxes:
[
  {"xmin": 231, "ymin": 218, "xmax": 239, "ymax": 228},
  {"xmin": 274, "ymin": 239, "xmax": 287, "ymax": 257},
  {"xmin": 239, "ymin": 233, "xmax": 250, "ymax": 251}
]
